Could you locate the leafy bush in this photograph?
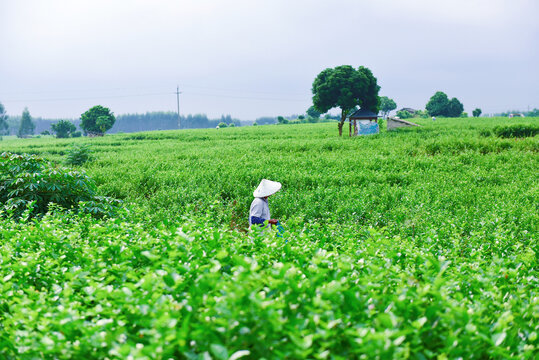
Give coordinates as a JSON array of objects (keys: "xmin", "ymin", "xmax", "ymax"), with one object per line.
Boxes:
[
  {"xmin": 493, "ymin": 124, "xmax": 538, "ymax": 138},
  {"xmin": 80, "ymin": 105, "xmax": 115, "ymax": 136},
  {"xmin": 51, "ymin": 120, "xmax": 77, "ymax": 138},
  {"xmin": 0, "ymin": 213, "xmax": 536, "ymax": 358},
  {"xmin": 478, "ymin": 129, "xmax": 492, "ymax": 137},
  {"xmin": 0, "ymin": 152, "xmax": 118, "ymax": 219},
  {"xmin": 71, "ymin": 130, "xmax": 82, "ymax": 138},
  {"xmin": 217, "ymin": 122, "xmax": 227, "ymax": 128},
  {"xmin": 396, "ymin": 110, "xmax": 412, "ymax": 119},
  {"xmin": 65, "ymin": 144, "xmax": 92, "ymax": 166}
]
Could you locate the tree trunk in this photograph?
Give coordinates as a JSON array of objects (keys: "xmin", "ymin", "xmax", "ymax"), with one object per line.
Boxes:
[
  {"xmin": 338, "ymin": 110, "xmax": 347, "ymax": 137},
  {"xmin": 349, "ymin": 118, "xmax": 352, "ymax": 137}
]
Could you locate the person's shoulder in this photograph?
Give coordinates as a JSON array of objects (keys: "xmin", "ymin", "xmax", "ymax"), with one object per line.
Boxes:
[{"xmin": 251, "ymin": 197, "xmax": 264, "ymax": 205}]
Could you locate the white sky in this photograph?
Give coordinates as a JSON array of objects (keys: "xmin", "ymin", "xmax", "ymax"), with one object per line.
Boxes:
[{"xmin": 1, "ymin": 0, "xmax": 538, "ymax": 119}]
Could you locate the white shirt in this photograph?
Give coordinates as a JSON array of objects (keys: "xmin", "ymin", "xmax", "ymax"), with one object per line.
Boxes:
[{"xmin": 249, "ymin": 197, "xmax": 270, "ymax": 228}]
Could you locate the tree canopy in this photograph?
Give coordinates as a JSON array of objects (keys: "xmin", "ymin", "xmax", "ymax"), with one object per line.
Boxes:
[
  {"xmin": 426, "ymin": 91, "xmax": 464, "ymax": 117},
  {"xmin": 0, "ymin": 102, "xmax": 8, "ymax": 135},
  {"xmin": 80, "ymin": 105, "xmax": 116, "ymax": 136},
  {"xmin": 472, "ymin": 108, "xmax": 482, "ymax": 117},
  {"xmin": 17, "ymin": 108, "xmax": 35, "ymax": 138},
  {"xmin": 379, "ymin": 96, "xmax": 397, "ymax": 118},
  {"xmin": 306, "ymin": 106, "xmax": 321, "ymax": 119},
  {"xmin": 312, "ymin": 65, "xmax": 380, "ymax": 136},
  {"xmin": 51, "ymin": 120, "xmax": 77, "ymax": 138}
]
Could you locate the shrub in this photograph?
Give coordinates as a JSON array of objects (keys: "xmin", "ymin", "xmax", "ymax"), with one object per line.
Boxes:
[
  {"xmin": 0, "ymin": 152, "xmax": 118, "ymax": 219},
  {"xmin": 396, "ymin": 110, "xmax": 412, "ymax": 119},
  {"xmin": 493, "ymin": 124, "xmax": 538, "ymax": 138},
  {"xmin": 218, "ymin": 122, "xmax": 228, "ymax": 128},
  {"xmin": 478, "ymin": 129, "xmax": 492, "ymax": 137},
  {"xmin": 51, "ymin": 120, "xmax": 77, "ymax": 138},
  {"xmin": 80, "ymin": 105, "xmax": 115, "ymax": 136},
  {"xmin": 71, "ymin": 131, "xmax": 82, "ymax": 138},
  {"xmin": 65, "ymin": 144, "xmax": 92, "ymax": 166}
]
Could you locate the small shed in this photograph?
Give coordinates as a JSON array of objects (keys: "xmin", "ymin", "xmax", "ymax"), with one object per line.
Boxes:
[
  {"xmin": 387, "ymin": 117, "xmax": 420, "ymax": 131},
  {"xmin": 348, "ymin": 108, "xmax": 379, "ymax": 136}
]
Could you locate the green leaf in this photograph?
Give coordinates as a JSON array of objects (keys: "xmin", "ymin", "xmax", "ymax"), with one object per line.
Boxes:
[{"xmin": 210, "ymin": 344, "xmax": 228, "ymax": 360}]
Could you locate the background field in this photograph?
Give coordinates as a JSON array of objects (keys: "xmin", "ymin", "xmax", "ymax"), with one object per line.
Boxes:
[{"xmin": 1, "ymin": 117, "xmax": 538, "ymax": 359}]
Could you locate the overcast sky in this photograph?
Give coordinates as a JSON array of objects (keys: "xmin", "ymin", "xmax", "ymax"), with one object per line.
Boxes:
[{"xmin": 1, "ymin": 0, "xmax": 538, "ymax": 120}]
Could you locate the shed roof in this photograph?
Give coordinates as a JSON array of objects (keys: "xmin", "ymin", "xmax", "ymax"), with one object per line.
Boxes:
[
  {"xmin": 349, "ymin": 108, "xmax": 379, "ymax": 119},
  {"xmin": 387, "ymin": 117, "xmax": 420, "ymax": 127}
]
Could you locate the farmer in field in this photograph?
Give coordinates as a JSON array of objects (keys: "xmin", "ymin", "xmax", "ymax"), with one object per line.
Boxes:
[{"xmin": 249, "ymin": 179, "xmax": 281, "ymax": 230}]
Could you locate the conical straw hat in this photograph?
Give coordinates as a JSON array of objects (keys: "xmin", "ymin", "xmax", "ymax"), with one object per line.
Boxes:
[{"xmin": 253, "ymin": 179, "xmax": 282, "ymax": 198}]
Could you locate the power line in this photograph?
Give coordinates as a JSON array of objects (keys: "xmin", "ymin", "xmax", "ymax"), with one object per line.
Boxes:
[
  {"xmin": 3, "ymin": 92, "xmax": 174, "ymax": 103},
  {"xmin": 185, "ymin": 91, "xmax": 309, "ymax": 102}
]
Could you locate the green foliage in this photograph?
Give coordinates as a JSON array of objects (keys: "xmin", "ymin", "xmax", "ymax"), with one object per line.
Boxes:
[
  {"xmin": 71, "ymin": 130, "xmax": 82, "ymax": 138},
  {"xmin": 17, "ymin": 107, "xmax": 35, "ymax": 137},
  {"xmin": 277, "ymin": 116, "xmax": 289, "ymax": 124},
  {"xmin": 526, "ymin": 108, "xmax": 539, "ymax": 117},
  {"xmin": 217, "ymin": 122, "xmax": 227, "ymax": 128},
  {"xmin": 414, "ymin": 109, "xmax": 429, "ymax": 118},
  {"xmin": 379, "ymin": 96, "xmax": 397, "ymax": 118},
  {"xmin": 0, "ymin": 152, "xmax": 117, "ymax": 219},
  {"xmin": 0, "ymin": 101, "xmax": 8, "ymax": 135},
  {"xmin": 448, "ymin": 98, "xmax": 464, "ymax": 117},
  {"xmin": 0, "ymin": 207, "xmax": 536, "ymax": 358},
  {"xmin": 426, "ymin": 91, "xmax": 464, "ymax": 117},
  {"xmin": 65, "ymin": 144, "xmax": 93, "ymax": 166},
  {"xmin": 312, "ymin": 65, "xmax": 380, "ymax": 136},
  {"xmin": 51, "ymin": 120, "xmax": 77, "ymax": 138},
  {"xmin": 0, "ymin": 118, "xmax": 537, "ymax": 358},
  {"xmin": 396, "ymin": 110, "xmax": 413, "ymax": 119},
  {"xmin": 493, "ymin": 124, "xmax": 538, "ymax": 138},
  {"xmin": 80, "ymin": 105, "xmax": 116, "ymax": 136},
  {"xmin": 306, "ymin": 105, "xmax": 321, "ymax": 118},
  {"xmin": 473, "ymin": 108, "xmax": 482, "ymax": 117},
  {"xmin": 426, "ymin": 91, "xmax": 449, "ymax": 117},
  {"xmin": 228, "ymin": 123, "xmax": 235, "ymax": 128}
]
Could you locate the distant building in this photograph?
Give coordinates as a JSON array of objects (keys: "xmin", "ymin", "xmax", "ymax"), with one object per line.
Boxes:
[
  {"xmin": 398, "ymin": 108, "xmax": 418, "ymax": 115},
  {"xmin": 509, "ymin": 113, "xmax": 525, "ymax": 118}
]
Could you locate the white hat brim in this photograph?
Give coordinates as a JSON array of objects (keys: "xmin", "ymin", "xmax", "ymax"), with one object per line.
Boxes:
[{"xmin": 253, "ymin": 179, "xmax": 281, "ymax": 197}]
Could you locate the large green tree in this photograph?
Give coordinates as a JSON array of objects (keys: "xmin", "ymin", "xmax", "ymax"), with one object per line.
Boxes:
[
  {"xmin": 379, "ymin": 96, "xmax": 397, "ymax": 118},
  {"xmin": 447, "ymin": 98, "xmax": 464, "ymax": 117},
  {"xmin": 0, "ymin": 102, "xmax": 8, "ymax": 135},
  {"xmin": 426, "ymin": 91, "xmax": 464, "ymax": 117},
  {"xmin": 80, "ymin": 105, "xmax": 115, "ymax": 136},
  {"xmin": 425, "ymin": 91, "xmax": 449, "ymax": 117},
  {"xmin": 17, "ymin": 108, "xmax": 35, "ymax": 138},
  {"xmin": 472, "ymin": 108, "xmax": 482, "ymax": 117},
  {"xmin": 312, "ymin": 65, "xmax": 380, "ymax": 136},
  {"xmin": 51, "ymin": 120, "xmax": 77, "ymax": 138}
]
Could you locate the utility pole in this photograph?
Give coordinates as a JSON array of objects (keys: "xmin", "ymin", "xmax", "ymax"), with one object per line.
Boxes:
[{"xmin": 176, "ymin": 85, "xmax": 182, "ymax": 129}]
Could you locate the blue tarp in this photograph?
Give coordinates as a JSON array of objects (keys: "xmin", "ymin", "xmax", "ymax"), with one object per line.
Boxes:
[{"xmin": 358, "ymin": 122, "xmax": 379, "ymax": 135}]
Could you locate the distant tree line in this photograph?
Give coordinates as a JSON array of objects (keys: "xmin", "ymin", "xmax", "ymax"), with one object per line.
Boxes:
[{"xmin": 109, "ymin": 112, "xmax": 243, "ymax": 132}]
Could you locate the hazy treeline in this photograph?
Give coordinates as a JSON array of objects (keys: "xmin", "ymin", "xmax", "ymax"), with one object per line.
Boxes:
[
  {"xmin": 110, "ymin": 112, "xmax": 243, "ymax": 133},
  {"xmin": 3, "ymin": 112, "xmax": 247, "ymax": 135},
  {"xmin": 2, "ymin": 110, "xmax": 344, "ymax": 136},
  {"xmin": 4, "ymin": 116, "xmax": 80, "ymax": 136}
]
